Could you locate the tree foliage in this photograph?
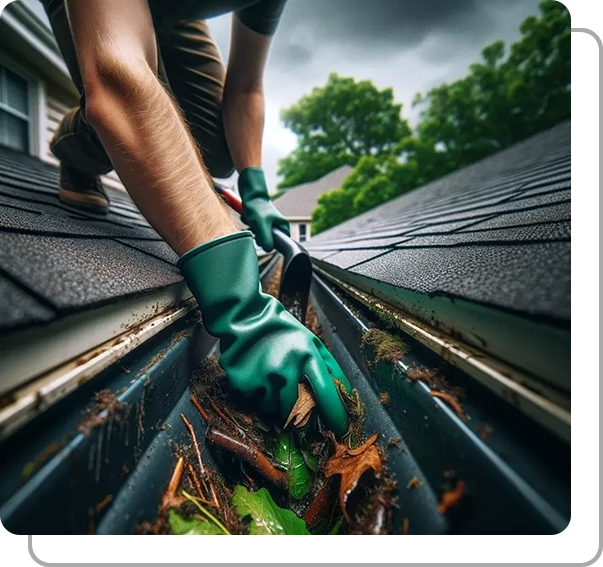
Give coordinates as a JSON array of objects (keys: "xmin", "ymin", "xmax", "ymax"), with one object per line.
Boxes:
[
  {"xmin": 277, "ymin": 73, "xmax": 411, "ymax": 188},
  {"xmin": 300, "ymin": 0, "xmax": 570, "ymax": 235}
]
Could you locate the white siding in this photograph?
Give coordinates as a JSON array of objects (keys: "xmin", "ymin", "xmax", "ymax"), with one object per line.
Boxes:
[
  {"xmin": 44, "ymin": 91, "xmax": 69, "ymax": 165},
  {"xmin": 44, "ymin": 87, "xmax": 126, "ymax": 192},
  {"xmin": 289, "ymin": 220, "xmax": 311, "ymax": 243}
]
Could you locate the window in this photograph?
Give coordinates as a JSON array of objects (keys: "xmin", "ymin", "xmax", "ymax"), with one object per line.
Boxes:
[
  {"xmin": 0, "ymin": 65, "xmax": 30, "ymax": 152},
  {"xmin": 299, "ymin": 223, "xmax": 307, "ymax": 242}
]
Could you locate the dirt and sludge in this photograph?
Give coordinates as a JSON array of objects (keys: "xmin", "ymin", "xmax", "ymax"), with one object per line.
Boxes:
[{"xmin": 135, "ymin": 260, "xmax": 398, "ymax": 535}]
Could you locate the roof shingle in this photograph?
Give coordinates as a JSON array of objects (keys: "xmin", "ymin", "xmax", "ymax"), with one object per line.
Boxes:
[{"xmin": 273, "ymin": 165, "xmax": 353, "ymax": 218}]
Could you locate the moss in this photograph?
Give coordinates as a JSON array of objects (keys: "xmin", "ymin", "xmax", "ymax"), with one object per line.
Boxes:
[
  {"xmin": 335, "ymin": 380, "xmax": 365, "ymax": 448},
  {"xmin": 362, "ymin": 328, "xmax": 409, "ymax": 364}
]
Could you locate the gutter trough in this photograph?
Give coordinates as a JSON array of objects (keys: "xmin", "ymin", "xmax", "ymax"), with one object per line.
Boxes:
[{"xmin": 0, "ymin": 254, "xmax": 569, "ymax": 535}]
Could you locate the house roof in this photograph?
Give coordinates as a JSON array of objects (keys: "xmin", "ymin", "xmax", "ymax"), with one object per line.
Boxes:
[
  {"xmin": 306, "ymin": 121, "xmax": 570, "ymax": 389},
  {"xmin": 306, "ymin": 121, "xmax": 570, "ymax": 322},
  {"xmin": 273, "ymin": 165, "xmax": 354, "ymax": 218},
  {"xmin": 0, "ymin": 144, "xmax": 182, "ymax": 333}
]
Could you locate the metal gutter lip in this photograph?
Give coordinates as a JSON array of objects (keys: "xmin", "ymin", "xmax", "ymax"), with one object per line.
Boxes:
[
  {"xmin": 0, "ymin": 282, "xmax": 192, "ymax": 397},
  {"xmin": 0, "ymin": 297, "xmax": 196, "ymax": 441},
  {"xmin": 0, "ymin": 253, "xmax": 276, "ymax": 441},
  {"xmin": 313, "ymin": 264, "xmax": 570, "ymax": 443}
]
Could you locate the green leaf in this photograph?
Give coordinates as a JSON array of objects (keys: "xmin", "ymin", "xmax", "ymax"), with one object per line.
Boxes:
[
  {"xmin": 302, "ymin": 449, "xmax": 318, "ymax": 472},
  {"xmin": 168, "ymin": 510, "xmax": 224, "ymax": 535},
  {"xmin": 275, "ymin": 432, "xmax": 313, "ymax": 500},
  {"xmin": 231, "ymin": 486, "xmax": 310, "ymax": 535},
  {"xmin": 329, "ymin": 516, "xmax": 345, "ymax": 535}
]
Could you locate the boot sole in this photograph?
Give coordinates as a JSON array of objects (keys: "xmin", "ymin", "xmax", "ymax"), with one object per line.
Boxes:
[{"xmin": 58, "ymin": 187, "xmax": 110, "ymax": 215}]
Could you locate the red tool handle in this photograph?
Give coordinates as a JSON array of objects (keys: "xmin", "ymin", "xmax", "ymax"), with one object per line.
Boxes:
[{"xmin": 214, "ymin": 184, "xmax": 243, "ymax": 215}]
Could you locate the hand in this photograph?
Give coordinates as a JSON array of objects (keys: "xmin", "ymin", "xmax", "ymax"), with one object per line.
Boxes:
[
  {"xmin": 178, "ymin": 231, "xmax": 350, "ymax": 436},
  {"xmin": 238, "ymin": 167, "xmax": 290, "ymax": 252}
]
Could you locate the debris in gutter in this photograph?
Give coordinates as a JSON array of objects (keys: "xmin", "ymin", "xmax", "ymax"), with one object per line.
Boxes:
[
  {"xmin": 474, "ymin": 424, "xmax": 493, "ymax": 442},
  {"xmin": 431, "ymin": 391, "xmax": 466, "ymax": 420},
  {"xmin": 407, "ymin": 366, "xmax": 435, "ymax": 387},
  {"xmin": 379, "ymin": 392, "xmax": 390, "ymax": 405},
  {"xmin": 284, "ymin": 383, "xmax": 316, "ymax": 428},
  {"xmin": 77, "ymin": 390, "xmax": 129, "ymax": 436},
  {"xmin": 438, "ymin": 480, "xmax": 465, "ymax": 514},
  {"xmin": 136, "ymin": 315, "xmax": 396, "ymax": 535},
  {"xmin": 362, "ymin": 328, "xmax": 409, "ymax": 364}
]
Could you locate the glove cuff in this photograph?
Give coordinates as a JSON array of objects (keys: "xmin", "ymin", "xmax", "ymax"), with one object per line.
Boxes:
[
  {"xmin": 238, "ymin": 167, "xmax": 269, "ymax": 202},
  {"xmin": 177, "ymin": 230, "xmax": 251, "ymax": 269},
  {"xmin": 177, "ymin": 230, "xmax": 270, "ymax": 343}
]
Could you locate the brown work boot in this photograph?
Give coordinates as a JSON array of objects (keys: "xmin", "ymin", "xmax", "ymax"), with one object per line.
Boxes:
[{"xmin": 58, "ymin": 163, "xmax": 110, "ymax": 214}]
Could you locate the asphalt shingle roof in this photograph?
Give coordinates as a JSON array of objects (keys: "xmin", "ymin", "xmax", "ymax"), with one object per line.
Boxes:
[
  {"xmin": 0, "ymin": 145, "xmax": 181, "ymax": 332},
  {"xmin": 273, "ymin": 165, "xmax": 353, "ymax": 218},
  {"xmin": 306, "ymin": 121, "xmax": 571, "ymax": 325}
]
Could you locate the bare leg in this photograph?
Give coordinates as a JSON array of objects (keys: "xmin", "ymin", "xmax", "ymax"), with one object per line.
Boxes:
[{"xmin": 65, "ymin": 0, "xmax": 237, "ymax": 255}]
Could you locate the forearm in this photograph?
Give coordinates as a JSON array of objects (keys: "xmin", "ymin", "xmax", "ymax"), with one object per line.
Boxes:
[
  {"xmin": 86, "ymin": 69, "xmax": 237, "ymax": 254},
  {"xmin": 223, "ymin": 86, "xmax": 265, "ymax": 172},
  {"xmin": 66, "ymin": 0, "xmax": 237, "ymax": 256}
]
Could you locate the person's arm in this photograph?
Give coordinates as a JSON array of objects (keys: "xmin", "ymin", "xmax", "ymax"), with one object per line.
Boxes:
[
  {"xmin": 222, "ymin": 15, "xmax": 271, "ymax": 171},
  {"xmin": 222, "ymin": 15, "xmax": 289, "ymax": 252},
  {"xmin": 65, "ymin": 0, "xmax": 237, "ymax": 255}
]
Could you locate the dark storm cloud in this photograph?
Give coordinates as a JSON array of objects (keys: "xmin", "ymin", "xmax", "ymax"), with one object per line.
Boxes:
[{"xmin": 270, "ymin": 0, "xmax": 530, "ymax": 67}]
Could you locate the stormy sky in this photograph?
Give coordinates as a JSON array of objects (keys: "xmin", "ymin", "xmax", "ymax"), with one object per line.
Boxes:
[{"xmin": 207, "ymin": 0, "xmax": 541, "ymax": 190}]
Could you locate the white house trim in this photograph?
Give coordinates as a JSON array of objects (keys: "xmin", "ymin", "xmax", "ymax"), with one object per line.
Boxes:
[{"xmin": 1, "ymin": 1, "xmax": 76, "ymax": 94}]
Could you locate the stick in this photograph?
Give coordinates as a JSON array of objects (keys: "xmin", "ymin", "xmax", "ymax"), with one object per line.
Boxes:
[
  {"xmin": 161, "ymin": 456, "xmax": 185, "ymax": 511},
  {"xmin": 210, "ymin": 401, "xmax": 234, "ymax": 427},
  {"xmin": 190, "ymin": 395, "xmax": 209, "ymax": 421},
  {"xmin": 180, "ymin": 413, "xmax": 206, "ymax": 475},
  {"xmin": 187, "ymin": 464, "xmax": 217, "ymax": 508},
  {"xmin": 180, "ymin": 414, "xmax": 220, "ymax": 508},
  {"xmin": 206, "ymin": 427, "xmax": 287, "ymax": 488}
]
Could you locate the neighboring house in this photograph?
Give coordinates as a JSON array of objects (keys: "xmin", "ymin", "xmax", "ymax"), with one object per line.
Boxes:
[
  {"xmin": 0, "ymin": 0, "xmax": 125, "ymax": 191},
  {"xmin": 273, "ymin": 165, "xmax": 353, "ymax": 242}
]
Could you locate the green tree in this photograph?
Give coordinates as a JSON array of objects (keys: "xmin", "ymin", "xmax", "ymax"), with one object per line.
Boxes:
[
  {"xmin": 414, "ymin": 0, "xmax": 570, "ymax": 168},
  {"xmin": 311, "ymin": 0, "xmax": 570, "ymax": 235},
  {"xmin": 277, "ymin": 73, "xmax": 411, "ymax": 188}
]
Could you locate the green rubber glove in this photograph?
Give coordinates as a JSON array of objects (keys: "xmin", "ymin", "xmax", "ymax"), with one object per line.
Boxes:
[
  {"xmin": 178, "ymin": 231, "xmax": 350, "ymax": 436},
  {"xmin": 238, "ymin": 167, "xmax": 290, "ymax": 252}
]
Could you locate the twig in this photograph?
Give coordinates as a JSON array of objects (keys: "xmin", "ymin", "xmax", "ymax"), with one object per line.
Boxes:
[
  {"xmin": 161, "ymin": 456, "xmax": 185, "ymax": 512},
  {"xmin": 180, "ymin": 414, "xmax": 220, "ymax": 508},
  {"xmin": 187, "ymin": 464, "xmax": 217, "ymax": 508},
  {"xmin": 210, "ymin": 401, "xmax": 234, "ymax": 427},
  {"xmin": 206, "ymin": 427, "xmax": 286, "ymax": 488},
  {"xmin": 190, "ymin": 395, "xmax": 209, "ymax": 421},
  {"xmin": 180, "ymin": 413, "xmax": 206, "ymax": 475},
  {"xmin": 182, "ymin": 491, "xmax": 231, "ymax": 535},
  {"xmin": 304, "ymin": 480, "xmax": 338, "ymax": 526}
]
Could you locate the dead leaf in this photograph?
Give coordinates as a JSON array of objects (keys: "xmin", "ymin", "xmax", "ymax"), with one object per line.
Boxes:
[
  {"xmin": 438, "ymin": 480, "xmax": 465, "ymax": 514},
  {"xmin": 406, "ymin": 476, "xmax": 423, "ymax": 489},
  {"xmin": 325, "ymin": 433, "xmax": 383, "ymax": 521},
  {"xmin": 347, "ymin": 433, "xmax": 379, "ymax": 456},
  {"xmin": 285, "ymin": 383, "xmax": 316, "ymax": 428}
]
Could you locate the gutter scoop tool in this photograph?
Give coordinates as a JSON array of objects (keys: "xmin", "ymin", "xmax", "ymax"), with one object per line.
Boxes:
[{"xmin": 214, "ymin": 184, "xmax": 312, "ymax": 324}]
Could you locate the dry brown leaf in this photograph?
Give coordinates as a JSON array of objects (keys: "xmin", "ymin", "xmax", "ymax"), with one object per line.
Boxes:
[
  {"xmin": 325, "ymin": 433, "xmax": 382, "ymax": 521},
  {"xmin": 347, "ymin": 433, "xmax": 379, "ymax": 456},
  {"xmin": 438, "ymin": 480, "xmax": 465, "ymax": 514},
  {"xmin": 284, "ymin": 383, "xmax": 317, "ymax": 428}
]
